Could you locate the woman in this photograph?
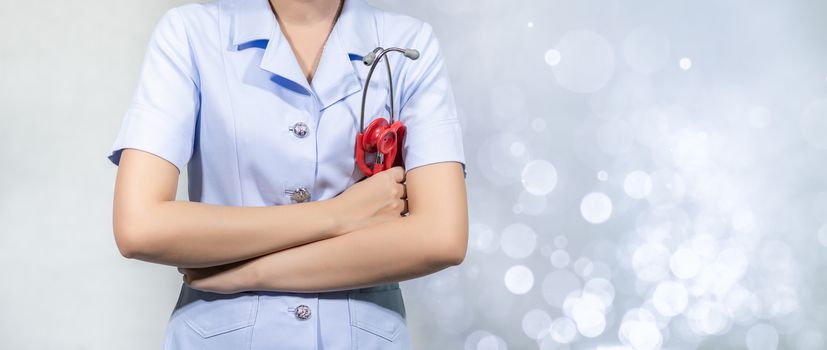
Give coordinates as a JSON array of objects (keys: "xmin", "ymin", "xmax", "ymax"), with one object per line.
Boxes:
[{"xmin": 107, "ymin": 0, "xmax": 468, "ymax": 348}]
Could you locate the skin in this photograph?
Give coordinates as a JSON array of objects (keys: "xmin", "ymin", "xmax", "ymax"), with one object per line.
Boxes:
[
  {"xmin": 269, "ymin": 0, "xmax": 343, "ymax": 83},
  {"xmin": 111, "ymin": 0, "xmax": 469, "ymax": 294}
]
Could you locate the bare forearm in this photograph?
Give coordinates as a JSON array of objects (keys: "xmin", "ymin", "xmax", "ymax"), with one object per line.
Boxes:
[
  {"xmin": 117, "ymin": 199, "xmax": 340, "ymax": 268},
  {"xmin": 243, "ymin": 213, "xmax": 464, "ymax": 293},
  {"xmin": 180, "ymin": 163, "xmax": 470, "ymax": 294}
]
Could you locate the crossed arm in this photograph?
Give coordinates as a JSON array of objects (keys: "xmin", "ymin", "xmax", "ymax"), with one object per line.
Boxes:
[{"xmin": 112, "ymin": 148, "xmax": 468, "ymax": 293}]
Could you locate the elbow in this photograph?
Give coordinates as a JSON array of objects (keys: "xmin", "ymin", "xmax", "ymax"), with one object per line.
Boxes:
[
  {"xmin": 443, "ymin": 238, "xmax": 468, "ymax": 266},
  {"xmin": 113, "ymin": 216, "xmax": 157, "ymax": 260},
  {"xmin": 430, "ymin": 229, "xmax": 469, "ymax": 267}
]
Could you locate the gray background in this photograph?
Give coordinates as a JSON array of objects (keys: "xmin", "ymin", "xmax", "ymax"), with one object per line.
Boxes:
[{"xmin": 2, "ymin": 0, "xmax": 827, "ymax": 349}]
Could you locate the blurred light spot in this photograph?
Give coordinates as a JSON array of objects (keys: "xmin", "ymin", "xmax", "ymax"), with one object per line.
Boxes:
[
  {"xmin": 652, "ymin": 281, "xmax": 689, "ymax": 317},
  {"xmin": 795, "ymin": 329, "xmax": 825, "ymax": 349},
  {"xmin": 583, "ymin": 278, "xmax": 615, "ymax": 308},
  {"xmin": 522, "ymin": 309, "xmax": 552, "ymax": 339},
  {"xmin": 646, "ymin": 169, "xmax": 686, "ymax": 208},
  {"xmin": 732, "ymin": 208, "xmax": 757, "ymax": 232},
  {"xmin": 470, "ymin": 222, "xmax": 499, "ymax": 253},
  {"xmin": 517, "ymin": 190, "xmax": 547, "ymax": 216},
  {"xmin": 724, "ymin": 285, "xmax": 757, "ymax": 323},
  {"xmin": 574, "ymin": 257, "xmax": 594, "ymax": 277},
  {"xmin": 597, "ymin": 119, "xmax": 634, "ymax": 155},
  {"xmin": 464, "ymin": 330, "xmax": 493, "ymax": 350},
  {"xmin": 597, "ymin": 170, "xmax": 608, "ymax": 181},
  {"xmin": 754, "ymin": 284, "xmax": 799, "ymax": 319},
  {"xmin": 673, "ymin": 129, "xmax": 711, "ymax": 169},
  {"xmin": 544, "ymin": 49, "xmax": 562, "ymax": 66},
  {"xmin": 623, "ymin": 26, "xmax": 670, "ymax": 75},
  {"xmin": 679, "ymin": 57, "xmax": 692, "ymax": 70},
  {"xmin": 812, "ymin": 191, "xmax": 827, "ymax": 224},
  {"xmin": 477, "ymin": 334, "xmax": 508, "ymax": 350},
  {"xmin": 510, "ymin": 141, "xmax": 526, "ymax": 156},
  {"xmin": 687, "ymin": 299, "xmax": 730, "ymax": 335},
  {"xmin": 590, "ymin": 262, "xmax": 614, "ymax": 280},
  {"xmin": 521, "ymin": 159, "xmax": 558, "ymax": 196},
  {"xmin": 550, "ymin": 30, "xmax": 615, "ymax": 93},
  {"xmin": 504, "ymin": 265, "xmax": 534, "ymax": 294},
  {"xmin": 551, "ymin": 249, "xmax": 571, "ymax": 268},
  {"xmin": 538, "ymin": 337, "xmax": 568, "ymax": 350},
  {"xmin": 500, "ymin": 223, "xmax": 537, "ymax": 259},
  {"xmin": 624, "ymin": 171, "xmax": 653, "ymax": 199},
  {"xmin": 670, "ymin": 248, "xmax": 701, "ymax": 279},
  {"xmin": 489, "ymin": 84, "xmax": 528, "ymax": 126},
  {"xmin": 554, "ymin": 235, "xmax": 569, "ymax": 248},
  {"xmin": 527, "ymin": 21, "xmax": 534, "ymax": 28},
  {"xmin": 564, "ymin": 292, "xmax": 607, "ymax": 338},
  {"xmin": 477, "ymin": 132, "xmax": 532, "ymax": 185},
  {"xmin": 431, "ymin": 0, "xmax": 471, "ymax": 15},
  {"xmin": 543, "ymin": 269, "xmax": 582, "ymax": 308},
  {"xmin": 633, "ymin": 243, "xmax": 671, "ymax": 282},
  {"xmin": 580, "ymin": 192, "xmax": 613, "ymax": 224},
  {"xmin": 619, "ymin": 316, "xmax": 662, "ymax": 350},
  {"xmin": 550, "ymin": 317, "xmax": 578, "ymax": 344},
  {"xmin": 817, "ymin": 224, "xmax": 827, "ymax": 247},
  {"xmin": 800, "ymin": 98, "xmax": 827, "ymax": 150},
  {"xmin": 745, "ymin": 323, "xmax": 779, "ymax": 350},
  {"xmin": 748, "ymin": 106, "xmax": 772, "ymax": 128},
  {"xmin": 531, "ymin": 118, "xmax": 547, "ymax": 132}
]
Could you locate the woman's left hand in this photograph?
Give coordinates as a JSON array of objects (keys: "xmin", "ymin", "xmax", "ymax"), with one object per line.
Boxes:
[{"xmin": 178, "ymin": 260, "xmax": 257, "ymax": 294}]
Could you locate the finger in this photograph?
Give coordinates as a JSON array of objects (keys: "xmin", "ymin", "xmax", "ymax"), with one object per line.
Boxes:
[
  {"xmin": 389, "ymin": 166, "xmax": 405, "ymax": 183},
  {"xmin": 397, "ymin": 183, "xmax": 407, "ymax": 199}
]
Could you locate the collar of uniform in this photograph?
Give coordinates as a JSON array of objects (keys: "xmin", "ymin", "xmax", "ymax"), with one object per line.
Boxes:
[{"xmin": 231, "ymin": 0, "xmax": 378, "ymax": 110}]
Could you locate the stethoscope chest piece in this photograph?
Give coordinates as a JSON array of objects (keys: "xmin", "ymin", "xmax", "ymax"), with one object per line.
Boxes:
[
  {"xmin": 354, "ymin": 46, "xmax": 419, "ymax": 177},
  {"xmin": 355, "ymin": 117, "xmax": 407, "ymax": 176}
]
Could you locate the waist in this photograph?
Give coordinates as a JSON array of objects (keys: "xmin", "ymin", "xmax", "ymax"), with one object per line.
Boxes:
[{"xmin": 179, "ymin": 281, "xmax": 401, "ymax": 301}]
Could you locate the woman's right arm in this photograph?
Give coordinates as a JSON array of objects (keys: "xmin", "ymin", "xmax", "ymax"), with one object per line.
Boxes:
[{"xmin": 112, "ymin": 148, "xmax": 405, "ymax": 268}]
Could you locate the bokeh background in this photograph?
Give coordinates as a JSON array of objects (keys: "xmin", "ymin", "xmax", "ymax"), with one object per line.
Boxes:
[{"xmin": 1, "ymin": 0, "xmax": 826, "ymax": 349}]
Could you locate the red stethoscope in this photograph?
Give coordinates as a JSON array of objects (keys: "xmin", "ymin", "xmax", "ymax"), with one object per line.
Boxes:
[{"xmin": 354, "ymin": 47, "xmax": 420, "ymax": 177}]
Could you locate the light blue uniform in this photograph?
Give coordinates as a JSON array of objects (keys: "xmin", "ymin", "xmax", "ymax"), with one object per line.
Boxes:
[{"xmin": 106, "ymin": 0, "xmax": 466, "ymax": 348}]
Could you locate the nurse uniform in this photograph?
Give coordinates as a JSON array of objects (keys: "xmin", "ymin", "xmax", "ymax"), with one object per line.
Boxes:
[{"xmin": 106, "ymin": 0, "xmax": 467, "ymax": 348}]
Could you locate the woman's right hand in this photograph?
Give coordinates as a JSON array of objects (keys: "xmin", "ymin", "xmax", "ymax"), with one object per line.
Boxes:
[{"xmin": 328, "ymin": 166, "xmax": 408, "ymax": 236}]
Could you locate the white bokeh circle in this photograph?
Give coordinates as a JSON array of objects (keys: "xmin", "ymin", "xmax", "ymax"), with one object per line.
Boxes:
[{"xmin": 550, "ymin": 30, "xmax": 616, "ymax": 93}]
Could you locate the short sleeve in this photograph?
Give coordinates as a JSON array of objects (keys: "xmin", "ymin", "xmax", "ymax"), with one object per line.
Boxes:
[
  {"xmin": 107, "ymin": 6, "xmax": 200, "ymax": 173},
  {"xmin": 398, "ymin": 22, "xmax": 467, "ymax": 179}
]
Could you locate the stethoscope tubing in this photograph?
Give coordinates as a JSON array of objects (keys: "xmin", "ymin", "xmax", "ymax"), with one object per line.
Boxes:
[{"xmin": 359, "ymin": 47, "xmax": 410, "ymax": 132}]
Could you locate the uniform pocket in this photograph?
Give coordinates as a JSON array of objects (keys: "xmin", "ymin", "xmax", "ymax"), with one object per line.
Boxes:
[
  {"xmin": 182, "ymin": 291, "xmax": 260, "ymax": 338},
  {"xmin": 348, "ymin": 284, "xmax": 407, "ymax": 345}
]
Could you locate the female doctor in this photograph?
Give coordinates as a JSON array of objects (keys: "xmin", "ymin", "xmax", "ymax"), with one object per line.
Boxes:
[{"xmin": 107, "ymin": 0, "xmax": 468, "ymax": 348}]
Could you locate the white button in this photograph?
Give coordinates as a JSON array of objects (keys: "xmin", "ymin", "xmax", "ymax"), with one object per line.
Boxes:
[
  {"xmin": 285, "ymin": 186, "xmax": 311, "ymax": 203},
  {"xmin": 289, "ymin": 121, "xmax": 309, "ymax": 138},
  {"xmin": 288, "ymin": 304, "xmax": 311, "ymax": 320}
]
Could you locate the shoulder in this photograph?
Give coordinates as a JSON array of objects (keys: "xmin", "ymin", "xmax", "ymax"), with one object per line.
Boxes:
[
  {"xmin": 370, "ymin": 6, "xmax": 439, "ymax": 49},
  {"xmin": 146, "ymin": 1, "xmax": 225, "ymax": 58},
  {"xmin": 160, "ymin": 1, "xmax": 221, "ymax": 32}
]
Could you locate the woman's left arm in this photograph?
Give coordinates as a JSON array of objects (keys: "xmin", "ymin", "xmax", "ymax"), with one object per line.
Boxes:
[{"xmin": 182, "ymin": 161, "xmax": 468, "ymax": 293}]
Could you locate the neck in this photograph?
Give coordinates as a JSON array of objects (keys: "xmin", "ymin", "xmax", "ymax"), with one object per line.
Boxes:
[{"xmin": 269, "ymin": 0, "xmax": 342, "ymax": 25}]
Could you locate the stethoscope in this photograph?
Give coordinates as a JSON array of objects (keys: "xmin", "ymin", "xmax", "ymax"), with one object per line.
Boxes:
[{"xmin": 354, "ymin": 47, "xmax": 420, "ymax": 177}]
